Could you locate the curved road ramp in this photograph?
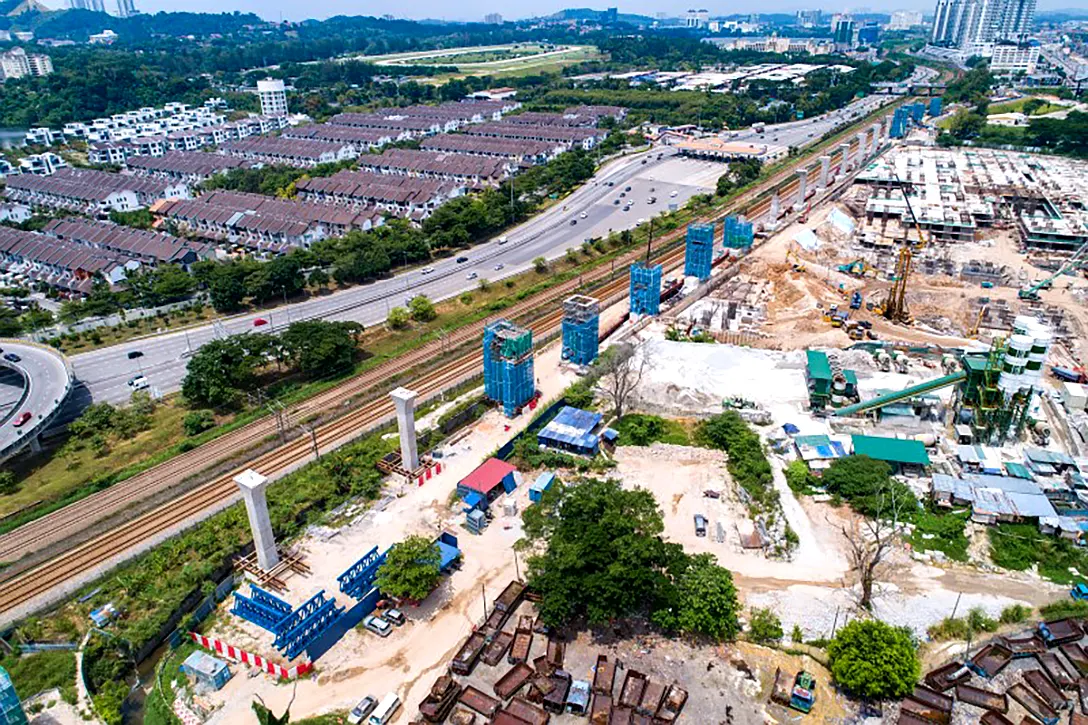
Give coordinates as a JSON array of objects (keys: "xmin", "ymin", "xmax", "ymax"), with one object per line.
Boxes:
[{"xmin": 0, "ymin": 339, "xmax": 74, "ymax": 463}]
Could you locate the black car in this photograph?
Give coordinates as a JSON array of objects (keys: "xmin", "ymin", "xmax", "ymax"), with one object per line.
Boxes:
[
  {"xmin": 456, "ymin": 256, "xmax": 469, "ymax": 263},
  {"xmin": 3, "ymin": 353, "xmax": 20, "ymax": 363}
]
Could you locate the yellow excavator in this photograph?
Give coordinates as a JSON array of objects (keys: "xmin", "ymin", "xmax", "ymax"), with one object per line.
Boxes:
[{"xmin": 785, "ymin": 247, "xmax": 806, "ymax": 273}]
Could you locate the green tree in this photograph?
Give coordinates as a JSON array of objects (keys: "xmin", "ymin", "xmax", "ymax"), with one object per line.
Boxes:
[
  {"xmin": 521, "ymin": 477, "xmax": 687, "ymax": 627},
  {"xmin": 387, "ymin": 306, "xmax": 411, "ymax": 330},
  {"xmin": 408, "ymin": 295, "xmax": 437, "ymax": 322},
  {"xmin": 374, "ymin": 535, "xmax": 442, "ymax": 601},
  {"xmin": 822, "ymin": 455, "xmax": 916, "ymax": 518},
  {"xmin": 747, "ymin": 607, "xmax": 784, "ymax": 644},
  {"xmin": 0, "ymin": 306, "xmax": 22, "ymax": 337},
  {"xmin": 785, "ymin": 459, "xmax": 814, "ymax": 494},
  {"xmin": 946, "ymin": 108, "xmax": 985, "ymax": 140},
  {"xmin": 827, "ymin": 619, "xmax": 920, "ymax": 700},
  {"xmin": 209, "ymin": 271, "xmax": 247, "ymax": 313},
  {"xmin": 653, "ymin": 553, "xmax": 740, "ymax": 640},
  {"xmin": 180, "ymin": 335, "xmax": 272, "ymax": 408},
  {"xmin": 307, "ymin": 268, "xmax": 330, "ymax": 289},
  {"xmin": 0, "ymin": 470, "xmax": 17, "ymax": 495},
  {"xmin": 533, "ymin": 256, "xmax": 549, "ymax": 273},
  {"xmin": 278, "ymin": 320, "xmax": 362, "ymax": 378}
]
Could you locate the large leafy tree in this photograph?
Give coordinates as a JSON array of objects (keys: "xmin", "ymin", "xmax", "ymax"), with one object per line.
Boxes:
[
  {"xmin": 827, "ymin": 619, "xmax": 920, "ymax": 700},
  {"xmin": 180, "ymin": 335, "xmax": 274, "ymax": 407},
  {"xmin": 652, "ymin": 553, "xmax": 741, "ymax": 640},
  {"xmin": 278, "ymin": 320, "xmax": 362, "ymax": 378},
  {"xmin": 521, "ymin": 478, "xmax": 688, "ymax": 627},
  {"xmin": 375, "ymin": 535, "xmax": 442, "ymax": 601},
  {"xmin": 822, "ymin": 455, "xmax": 916, "ymax": 518}
]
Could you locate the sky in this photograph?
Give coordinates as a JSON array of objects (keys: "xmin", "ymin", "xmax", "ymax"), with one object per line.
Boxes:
[{"xmin": 55, "ymin": 0, "xmax": 1088, "ymax": 23}]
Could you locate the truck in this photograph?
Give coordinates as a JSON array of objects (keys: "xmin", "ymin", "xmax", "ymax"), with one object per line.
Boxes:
[
  {"xmin": 850, "ymin": 291, "xmax": 862, "ymax": 310},
  {"xmin": 493, "ymin": 580, "xmax": 526, "ymax": 612},
  {"xmin": 752, "ymin": 122, "xmax": 766, "ymax": 134},
  {"xmin": 509, "ymin": 615, "xmax": 534, "ymax": 664}
]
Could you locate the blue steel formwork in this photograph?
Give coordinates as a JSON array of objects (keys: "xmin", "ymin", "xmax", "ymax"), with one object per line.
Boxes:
[
  {"xmin": 929, "ymin": 97, "xmax": 943, "ymax": 117},
  {"xmin": 279, "ymin": 598, "xmax": 345, "ymax": 660},
  {"xmin": 232, "ymin": 592, "xmax": 289, "ymax": 633},
  {"xmin": 684, "ymin": 223, "xmax": 715, "ymax": 281},
  {"xmin": 483, "ymin": 320, "xmax": 535, "ymax": 417},
  {"xmin": 561, "ymin": 295, "xmax": 600, "ymax": 366},
  {"xmin": 723, "ymin": 215, "xmax": 754, "ymax": 250},
  {"xmin": 272, "ymin": 591, "xmax": 329, "ymax": 644},
  {"xmin": 250, "ymin": 586, "xmax": 291, "ymax": 616},
  {"xmin": 629, "ymin": 262, "xmax": 662, "ymax": 317},
  {"xmin": 338, "ymin": 546, "xmax": 388, "ymax": 600}
]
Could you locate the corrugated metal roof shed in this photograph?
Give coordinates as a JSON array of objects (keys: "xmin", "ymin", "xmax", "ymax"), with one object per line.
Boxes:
[
  {"xmin": 459, "ymin": 458, "xmax": 517, "ymax": 495},
  {"xmin": 538, "ymin": 406, "xmax": 602, "ymax": 453},
  {"xmin": 1005, "ymin": 462, "xmax": 1035, "ymax": 480},
  {"xmin": 852, "ymin": 435, "xmax": 931, "ymax": 466},
  {"xmin": 1025, "ymin": 447, "xmax": 1076, "ymax": 467}
]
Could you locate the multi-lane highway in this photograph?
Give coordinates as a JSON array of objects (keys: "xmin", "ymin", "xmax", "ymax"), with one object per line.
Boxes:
[
  {"xmin": 0, "ymin": 340, "xmax": 72, "ymax": 461},
  {"xmin": 57, "ymin": 92, "xmax": 903, "ymax": 406}
]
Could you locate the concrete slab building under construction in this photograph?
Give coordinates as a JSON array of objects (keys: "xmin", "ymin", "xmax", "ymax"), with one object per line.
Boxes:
[
  {"xmin": 562, "ymin": 294, "xmax": 600, "ymax": 365},
  {"xmin": 855, "ymin": 147, "xmax": 1088, "ymax": 250},
  {"xmin": 483, "ymin": 319, "xmax": 535, "ymax": 417}
]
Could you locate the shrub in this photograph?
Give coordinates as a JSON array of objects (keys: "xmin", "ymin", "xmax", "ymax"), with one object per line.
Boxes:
[
  {"xmin": 183, "ymin": 410, "xmax": 216, "ymax": 437},
  {"xmin": 827, "ymin": 619, "xmax": 919, "ymax": 700},
  {"xmin": 748, "ymin": 607, "xmax": 783, "ymax": 644},
  {"xmin": 999, "ymin": 603, "xmax": 1032, "ymax": 624},
  {"xmin": 533, "ymin": 256, "xmax": 549, "ymax": 273},
  {"xmin": 387, "ymin": 306, "xmax": 411, "ymax": 330},
  {"xmin": 408, "ymin": 296, "xmax": 436, "ymax": 323},
  {"xmin": 791, "ymin": 624, "xmax": 804, "ymax": 643}
]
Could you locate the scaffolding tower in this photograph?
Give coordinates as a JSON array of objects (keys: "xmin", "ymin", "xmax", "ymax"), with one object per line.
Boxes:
[
  {"xmin": 684, "ymin": 223, "xmax": 715, "ymax": 280},
  {"xmin": 629, "ymin": 262, "xmax": 662, "ymax": 317},
  {"xmin": 562, "ymin": 295, "xmax": 600, "ymax": 365},
  {"xmin": 929, "ymin": 97, "xmax": 943, "ymax": 117},
  {"xmin": 483, "ymin": 319, "xmax": 535, "ymax": 417},
  {"xmin": 890, "ymin": 107, "xmax": 908, "ymax": 138},
  {"xmin": 723, "ymin": 215, "xmax": 754, "ymax": 249},
  {"xmin": 0, "ymin": 666, "xmax": 26, "ymax": 725}
]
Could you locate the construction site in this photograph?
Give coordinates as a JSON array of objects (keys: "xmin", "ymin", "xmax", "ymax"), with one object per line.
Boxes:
[{"xmin": 15, "ymin": 94, "xmax": 1088, "ymax": 725}]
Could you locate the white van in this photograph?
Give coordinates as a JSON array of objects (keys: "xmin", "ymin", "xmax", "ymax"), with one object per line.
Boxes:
[{"xmin": 368, "ymin": 693, "xmax": 400, "ymax": 725}]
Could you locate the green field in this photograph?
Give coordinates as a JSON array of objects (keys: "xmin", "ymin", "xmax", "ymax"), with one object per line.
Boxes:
[
  {"xmin": 349, "ymin": 43, "xmax": 603, "ymax": 80},
  {"xmin": 988, "ymin": 96, "xmax": 1066, "ymax": 117}
]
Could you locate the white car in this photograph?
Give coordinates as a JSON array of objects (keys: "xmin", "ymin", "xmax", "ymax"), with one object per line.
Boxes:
[
  {"xmin": 494, "ymin": 263, "xmax": 505, "ymax": 271},
  {"xmin": 347, "ymin": 697, "xmax": 378, "ymax": 725},
  {"xmin": 579, "ymin": 211, "xmax": 587, "ymax": 219},
  {"xmin": 670, "ymin": 190, "xmax": 678, "ymax": 198},
  {"xmin": 363, "ymin": 615, "xmax": 392, "ymax": 637},
  {"xmin": 497, "ymin": 236, "xmax": 508, "ymax": 245},
  {"xmin": 420, "ymin": 267, "xmax": 434, "ymax": 275},
  {"xmin": 127, "ymin": 375, "xmax": 149, "ymax": 391},
  {"xmin": 637, "ymin": 218, "xmax": 646, "ymax": 225}
]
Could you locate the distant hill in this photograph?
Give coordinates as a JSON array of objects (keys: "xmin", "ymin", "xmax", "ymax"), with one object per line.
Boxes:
[
  {"xmin": 545, "ymin": 7, "xmax": 655, "ymax": 25},
  {"xmin": 1038, "ymin": 8, "xmax": 1088, "ymax": 21}
]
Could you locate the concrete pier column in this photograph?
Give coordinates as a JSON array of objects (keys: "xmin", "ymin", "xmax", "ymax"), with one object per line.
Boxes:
[
  {"xmin": 235, "ymin": 469, "xmax": 279, "ymax": 571},
  {"xmin": 795, "ymin": 168, "xmax": 808, "ymax": 207},
  {"xmin": 856, "ymin": 132, "xmax": 868, "ymax": 165},
  {"xmin": 770, "ymin": 194, "xmax": 780, "ymax": 219},
  {"xmin": 818, "ymin": 155, "xmax": 831, "ymax": 189},
  {"xmin": 839, "ymin": 142, "xmax": 852, "ymax": 173},
  {"xmin": 29, "ymin": 435, "xmax": 41, "ymax": 453},
  {"xmin": 390, "ymin": 386, "xmax": 419, "ymax": 472},
  {"xmin": 870, "ymin": 123, "xmax": 881, "ymax": 152}
]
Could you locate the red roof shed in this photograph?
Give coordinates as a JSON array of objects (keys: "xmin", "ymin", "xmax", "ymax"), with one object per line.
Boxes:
[{"xmin": 458, "ymin": 458, "xmax": 517, "ymax": 498}]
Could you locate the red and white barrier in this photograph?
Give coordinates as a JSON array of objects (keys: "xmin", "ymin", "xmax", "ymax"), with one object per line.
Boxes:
[
  {"xmin": 188, "ymin": 632, "xmax": 313, "ymax": 679},
  {"xmin": 416, "ymin": 461, "xmax": 443, "ymax": 487}
]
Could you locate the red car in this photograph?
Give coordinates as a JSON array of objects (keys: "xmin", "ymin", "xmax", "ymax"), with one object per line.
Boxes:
[
  {"xmin": 253, "ymin": 318, "xmax": 268, "ymax": 327},
  {"xmin": 12, "ymin": 412, "xmax": 31, "ymax": 427}
]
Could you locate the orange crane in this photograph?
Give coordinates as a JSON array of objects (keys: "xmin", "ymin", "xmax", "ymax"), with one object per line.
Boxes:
[{"xmin": 883, "ymin": 173, "xmax": 930, "ymax": 324}]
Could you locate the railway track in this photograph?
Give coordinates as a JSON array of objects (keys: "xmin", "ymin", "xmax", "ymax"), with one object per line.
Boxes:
[{"xmin": 0, "ymin": 116, "xmax": 875, "ymax": 618}]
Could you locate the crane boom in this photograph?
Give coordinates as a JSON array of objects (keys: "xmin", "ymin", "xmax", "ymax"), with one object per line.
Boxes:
[
  {"xmin": 883, "ymin": 171, "xmax": 930, "ymax": 323},
  {"xmin": 1019, "ymin": 239, "xmax": 1088, "ymax": 300}
]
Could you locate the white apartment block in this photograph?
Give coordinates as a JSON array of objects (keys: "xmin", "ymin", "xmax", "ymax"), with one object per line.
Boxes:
[
  {"xmin": 0, "ymin": 48, "xmax": 54, "ymax": 81},
  {"xmin": 931, "ymin": 0, "xmax": 1036, "ymax": 56},
  {"xmin": 257, "ymin": 78, "xmax": 288, "ymax": 117},
  {"xmin": 990, "ymin": 44, "xmax": 1040, "ymax": 73}
]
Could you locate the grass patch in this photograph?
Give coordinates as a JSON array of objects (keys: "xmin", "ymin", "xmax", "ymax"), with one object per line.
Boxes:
[
  {"xmin": 1040, "ymin": 599, "xmax": 1088, "ymax": 620},
  {"xmin": 1, "ymin": 399, "xmax": 193, "ymax": 519},
  {"xmin": 908, "ymin": 508, "xmax": 970, "ymax": 563},
  {"xmin": 144, "ymin": 642, "xmax": 196, "ymax": 725},
  {"xmin": 47, "ymin": 304, "xmax": 217, "ymax": 355},
  {"xmin": 0, "ymin": 650, "xmax": 77, "ymax": 703},
  {"xmin": 988, "ymin": 97, "xmax": 1064, "ymax": 116},
  {"xmin": 613, "ymin": 414, "xmax": 692, "ymax": 446},
  {"xmin": 988, "ymin": 522, "xmax": 1088, "ymax": 584}
]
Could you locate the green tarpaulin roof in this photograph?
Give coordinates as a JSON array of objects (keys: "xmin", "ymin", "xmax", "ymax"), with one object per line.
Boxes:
[
  {"xmin": 851, "ymin": 434, "xmax": 931, "ymax": 466},
  {"xmin": 806, "ymin": 350, "xmax": 832, "ymax": 381}
]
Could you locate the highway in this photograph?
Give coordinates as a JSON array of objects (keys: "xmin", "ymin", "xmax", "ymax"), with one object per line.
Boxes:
[
  {"xmin": 0, "ymin": 340, "xmax": 72, "ymax": 461},
  {"xmin": 63, "ymin": 92, "xmax": 903, "ymax": 406}
]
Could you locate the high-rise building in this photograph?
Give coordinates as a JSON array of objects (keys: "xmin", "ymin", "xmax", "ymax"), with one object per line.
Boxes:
[
  {"xmin": 0, "ymin": 666, "xmax": 27, "ymax": 725},
  {"xmin": 116, "ymin": 0, "xmax": 137, "ymax": 17},
  {"xmin": 603, "ymin": 7, "xmax": 618, "ymax": 23},
  {"xmin": 27, "ymin": 53, "xmax": 53, "ymax": 76},
  {"xmin": 685, "ymin": 9, "xmax": 709, "ymax": 28},
  {"xmin": 833, "ymin": 15, "xmax": 856, "ymax": 46},
  {"xmin": 68, "ymin": 0, "xmax": 105, "ymax": 9},
  {"xmin": 484, "ymin": 12, "xmax": 502, "ymax": 23},
  {"xmin": 857, "ymin": 21, "xmax": 881, "ymax": 45},
  {"xmin": 931, "ymin": 0, "xmax": 1035, "ymax": 53},
  {"xmin": 888, "ymin": 10, "xmax": 924, "ymax": 28},
  {"xmin": 795, "ymin": 9, "xmax": 823, "ymax": 28},
  {"xmin": 256, "ymin": 78, "xmax": 288, "ymax": 117}
]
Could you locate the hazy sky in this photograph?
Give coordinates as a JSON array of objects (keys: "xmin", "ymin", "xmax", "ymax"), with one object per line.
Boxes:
[{"xmin": 54, "ymin": 0, "xmax": 1087, "ymax": 23}]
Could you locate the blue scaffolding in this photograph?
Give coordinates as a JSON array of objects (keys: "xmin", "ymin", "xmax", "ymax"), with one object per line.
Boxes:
[
  {"xmin": 684, "ymin": 223, "xmax": 715, "ymax": 281},
  {"xmin": 629, "ymin": 262, "xmax": 662, "ymax": 316},
  {"xmin": 929, "ymin": 97, "xmax": 943, "ymax": 117},
  {"xmin": 0, "ymin": 665, "xmax": 27, "ymax": 725},
  {"xmin": 910, "ymin": 102, "xmax": 925, "ymax": 122},
  {"xmin": 890, "ymin": 107, "xmax": 908, "ymax": 138},
  {"xmin": 723, "ymin": 215, "xmax": 754, "ymax": 249},
  {"xmin": 338, "ymin": 546, "xmax": 388, "ymax": 600},
  {"xmin": 562, "ymin": 295, "xmax": 600, "ymax": 365},
  {"xmin": 483, "ymin": 320, "xmax": 535, "ymax": 417}
]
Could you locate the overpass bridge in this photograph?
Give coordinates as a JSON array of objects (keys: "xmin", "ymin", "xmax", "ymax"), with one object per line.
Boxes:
[{"xmin": 0, "ymin": 340, "xmax": 74, "ymax": 462}]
